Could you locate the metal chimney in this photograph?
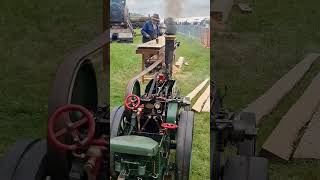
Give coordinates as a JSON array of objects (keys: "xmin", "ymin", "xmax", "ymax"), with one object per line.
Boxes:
[{"xmin": 165, "ymin": 35, "xmax": 176, "ymax": 78}]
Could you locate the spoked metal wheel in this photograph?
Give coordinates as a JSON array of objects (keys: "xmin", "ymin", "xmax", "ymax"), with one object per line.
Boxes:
[
  {"xmin": 110, "ymin": 106, "xmax": 128, "ymax": 138},
  {"xmin": 176, "ymin": 111, "xmax": 194, "ymax": 180},
  {"xmin": 48, "ymin": 58, "xmax": 98, "ymax": 180},
  {"xmin": 125, "ymin": 79, "xmax": 141, "ymax": 97},
  {"xmin": 144, "ymin": 79, "xmax": 155, "ymax": 94},
  {"xmin": 0, "ymin": 139, "xmax": 47, "ymax": 180},
  {"xmin": 110, "ymin": 106, "xmax": 131, "ymax": 178}
]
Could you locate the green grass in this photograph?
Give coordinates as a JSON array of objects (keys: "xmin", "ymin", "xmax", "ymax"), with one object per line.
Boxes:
[
  {"xmin": 110, "ymin": 34, "xmax": 210, "ymax": 179},
  {"xmin": 214, "ymin": 0, "xmax": 320, "ymax": 179},
  {"xmin": 0, "ymin": 0, "xmax": 102, "ymax": 154}
]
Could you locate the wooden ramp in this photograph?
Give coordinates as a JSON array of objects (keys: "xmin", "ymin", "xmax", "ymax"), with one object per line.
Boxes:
[
  {"xmin": 262, "ymin": 72, "xmax": 320, "ymax": 161},
  {"xmin": 294, "ymin": 105, "xmax": 320, "ymax": 159},
  {"xmin": 192, "ymin": 85, "xmax": 210, "ymax": 112},
  {"xmin": 243, "ymin": 53, "xmax": 320, "ymax": 125}
]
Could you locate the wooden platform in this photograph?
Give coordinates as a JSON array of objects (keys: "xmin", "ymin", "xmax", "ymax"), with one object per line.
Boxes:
[
  {"xmin": 137, "ymin": 36, "xmax": 166, "ymax": 49},
  {"xmin": 294, "ymin": 105, "xmax": 320, "ymax": 159},
  {"xmin": 136, "ymin": 36, "xmax": 166, "ymax": 82},
  {"xmin": 262, "ymin": 72, "xmax": 320, "ymax": 161},
  {"xmin": 243, "ymin": 53, "xmax": 320, "ymax": 125}
]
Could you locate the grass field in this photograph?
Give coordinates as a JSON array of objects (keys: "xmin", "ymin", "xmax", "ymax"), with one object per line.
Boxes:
[
  {"xmin": 0, "ymin": 0, "xmax": 102, "ymax": 154},
  {"xmin": 110, "ymin": 33, "xmax": 210, "ymax": 179},
  {"xmin": 214, "ymin": 0, "xmax": 320, "ymax": 179}
]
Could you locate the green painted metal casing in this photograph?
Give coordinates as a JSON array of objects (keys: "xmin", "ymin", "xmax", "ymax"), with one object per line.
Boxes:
[
  {"xmin": 167, "ymin": 102, "xmax": 178, "ymax": 124},
  {"xmin": 112, "ymin": 135, "xmax": 170, "ymax": 179},
  {"xmin": 110, "ymin": 135, "xmax": 159, "ymax": 156}
]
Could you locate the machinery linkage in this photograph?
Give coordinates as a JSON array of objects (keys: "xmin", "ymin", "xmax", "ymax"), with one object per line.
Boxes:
[{"xmin": 211, "ymin": 83, "xmax": 269, "ymax": 180}]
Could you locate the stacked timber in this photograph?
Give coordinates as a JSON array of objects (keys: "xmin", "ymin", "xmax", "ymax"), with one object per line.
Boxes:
[
  {"xmin": 185, "ymin": 78, "xmax": 210, "ymax": 113},
  {"xmin": 192, "ymin": 85, "xmax": 210, "ymax": 112},
  {"xmin": 262, "ymin": 72, "xmax": 320, "ymax": 160},
  {"xmin": 243, "ymin": 53, "xmax": 320, "ymax": 125}
]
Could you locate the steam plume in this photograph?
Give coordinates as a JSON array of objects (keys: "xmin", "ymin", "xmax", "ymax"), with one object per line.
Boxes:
[{"xmin": 163, "ymin": 0, "xmax": 183, "ymax": 18}]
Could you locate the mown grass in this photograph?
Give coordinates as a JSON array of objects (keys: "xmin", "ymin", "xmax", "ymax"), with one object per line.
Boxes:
[
  {"xmin": 110, "ymin": 34, "xmax": 210, "ymax": 179},
  {"xmin": 0, "ymin": 0, "xmax": 102, "ymax": 154},
  {"xmin": 214, "ymin": 0, "xmax": 320, "ymax": 179}
]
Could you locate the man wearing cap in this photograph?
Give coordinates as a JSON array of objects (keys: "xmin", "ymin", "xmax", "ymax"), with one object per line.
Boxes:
[{"xmin": 141, "ymin": 14, "xmax": 161, "ymax": 43}]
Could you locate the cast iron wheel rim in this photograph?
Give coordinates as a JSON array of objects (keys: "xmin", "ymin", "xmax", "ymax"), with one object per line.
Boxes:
[
  {"xmin": 176, "ymin": 111, "xmax": 194, "ymax": 180},
  {"xmin": 0, "ymin": 139, "xmax": 40, "ymax": 179},
  {"xmin": 110, "ymin": 106, "xmax": 128, "ymax": 138},
  {"xmin": 47, "ymin": 58, "xmax": 98, "ymax": 179},
  {"xmin": 11, "ymin": 140, "xmax": 48, "ymax": 180},
  {"xmin": 125, "ymin": 79, "xmax": 141, "ymax": 98},
  {"xmin": 110, "ymin": 106, "xmax": 129, "ymax": 178}
]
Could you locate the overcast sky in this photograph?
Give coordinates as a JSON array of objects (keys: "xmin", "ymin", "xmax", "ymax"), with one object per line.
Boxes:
[{"xmin": 126, "ymin": 0, "xmax": 210, "ymax": 18}]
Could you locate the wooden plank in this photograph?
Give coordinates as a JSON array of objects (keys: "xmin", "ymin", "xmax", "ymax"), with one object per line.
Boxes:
[
  {"xmin": 175, "ymin": 57, "xmax": 184, "ymax": 68},
  {"xmin": 192, "ymin": 85, "xmax": 210, "ymax": 112},
  {"xmin": 212, "ymin": 0, "xmax": 234, "ymax": 23},
  {"xmin": 137, "ymin": 36, "xmax": 165, "ymax": 49},
  {"xmin": 243, "ymin": 53, "xmax": 320, "ymax": 125},
  {"xmin": 172, "ymin": 65, "xmax": 181, "ymax": 74},
  {"xmin": 262, "ymin": 72, "xmax": 320, "ymax": 161},
  {"xmin": 202, "ymin": 97, "xmax": 210, "ymax": 112},
  {"xmin": 186, "ymin": 78, "xmax": 209, "ymax": 100},
  {"xmin": 136, "ymin": 49, "xmax": 160, "ymax": 55},
  {"xmin": 294, "ymin": 105, "xmax": 320, "ymax": 159}
]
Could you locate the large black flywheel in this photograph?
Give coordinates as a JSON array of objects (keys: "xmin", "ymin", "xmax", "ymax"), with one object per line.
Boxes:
[
  {"xmin": 125, "ymin": 79, "xmax": 141, "ymax": 98},
  {"xmin": 110, "ymin": 106, "xmax": 127, "ymax": 138},
  {"xmin": 0, "ymin": 31, "xmax": 109, "ymax": 180},
  {"xmin": 176, "ymin": 111, "xmax": 194, "ymax": 180},
  {"xmin": 0, "ymin": 139, "xmax": 47, "ymax": 180},
  {"xmin": 109, "ymin": 106, "xmax": 128, "ymax": 178},
  {"xmin": 47, "ymin": 57, "xmax": 98, "ymax": 180}
]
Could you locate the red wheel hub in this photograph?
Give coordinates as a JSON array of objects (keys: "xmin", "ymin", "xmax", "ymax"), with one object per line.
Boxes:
[
  {"xmin": 125, "ymin": 94, "xmax": 141, "ymax": 110},
  {"xmin": 161, "ymin": 123, "xmax": 178, "ymax": 129},
  {"xmin": 48, "ymin": 104, "xmax": 95, "ymax": 151}
]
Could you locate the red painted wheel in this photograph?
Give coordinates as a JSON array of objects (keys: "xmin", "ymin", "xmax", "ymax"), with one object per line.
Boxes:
[
  {"xmin": 48, "ymin": 104, "xmax": 95, "ymax": 151},
  {"xmin": 161, "ymin": 123, "xmax": 178, "ymax": 129},
  {"xmin": 125, "ymin": 94, "xmax": 141, "ymax": 110}
]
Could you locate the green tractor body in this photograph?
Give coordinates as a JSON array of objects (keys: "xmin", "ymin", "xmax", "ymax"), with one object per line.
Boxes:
[
  {"xmin": 111, "ymin": 135, "xmax": 168, "ymax": 179},
  {"xmin": 110, "ymin": 77, "xmax": 194, "ymax": 180}
]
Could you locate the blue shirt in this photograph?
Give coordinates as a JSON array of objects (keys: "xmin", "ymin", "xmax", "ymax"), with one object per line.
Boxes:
[{"xmin": 141, "ymin": 20, "xmax": 160, "ymax": 40}]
